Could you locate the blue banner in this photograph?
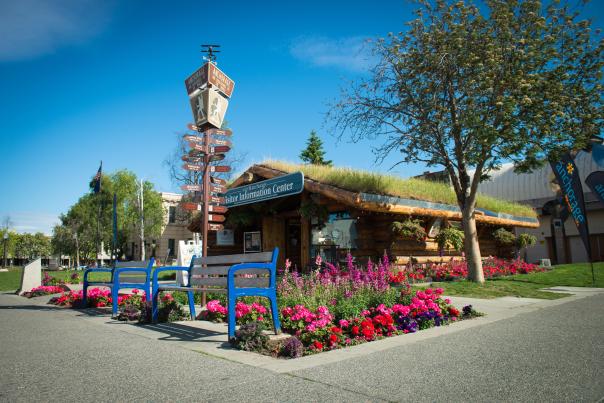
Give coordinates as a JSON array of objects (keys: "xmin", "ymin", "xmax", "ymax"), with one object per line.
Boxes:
[
  {"xmin": 550, "ymin": 154, "xmax": 592, "ymax": 260},
  {"xmin": 225, "ymin": 172, "xmax": 304, "ymax": 208}
]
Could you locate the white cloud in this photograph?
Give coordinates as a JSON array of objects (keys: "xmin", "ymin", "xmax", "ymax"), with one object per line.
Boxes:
[
  {"xmin": 0, "ymin": 0, "xmax": 115, "ymax": 62},
  {"xmin": 290, "ymin": 35, "xmax": 376, "ymax": 73},
  {"xmin": 3, "ymin": 212, "xmax": 60, "ymax": 235}
]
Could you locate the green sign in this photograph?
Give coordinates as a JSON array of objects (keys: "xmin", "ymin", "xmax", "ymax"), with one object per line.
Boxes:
[{"xmin": 225, "ymin": 172, "xmax": 304, "ymax": 208}]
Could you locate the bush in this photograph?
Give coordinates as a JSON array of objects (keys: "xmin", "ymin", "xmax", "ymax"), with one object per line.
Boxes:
[
  {"xmin": 492, "ymin": 228, "xmax": 516, "ymax": 246},
  {"xmin": 435, "ymin": 227, "xmax": 464, "ymax": 252},
  {"xmin": 281, "ymin": 336, "xmax": 304, "ymax": 358},
  {"xmin": 232, "ymin": 322, "xmax": 269, "ymax": 352},
  {"xmin": 516, "ymin": 233, "xmax": 536, "ymax": 249}
]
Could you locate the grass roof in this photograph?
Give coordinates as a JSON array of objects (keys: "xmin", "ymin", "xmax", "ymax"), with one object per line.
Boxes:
[{"xmin": 259, "ymin": 160, "xmax": 537, "ymax": 218}]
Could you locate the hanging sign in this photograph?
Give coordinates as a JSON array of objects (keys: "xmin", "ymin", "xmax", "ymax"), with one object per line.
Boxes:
[
  {"xmin": 185, "ymin": 62, "xmax": 235, "ymax": 98},
  {"xmin": 550, "ymin": 154, "xmax": 592, "ymax": 260},
  {"xmin": 189, "ymin": 88, "xmax": 229, "ymax": 129},
  {"xmin": 225, "ymin": 172, "xmax": 304, "ymax": 208},
  {"xmin": 586, "ymin": 171, "xmax": 604, "ymax": 204}
]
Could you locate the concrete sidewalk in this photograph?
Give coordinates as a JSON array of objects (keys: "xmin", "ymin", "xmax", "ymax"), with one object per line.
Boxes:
[{"xmin": 1, "ymin": 287, "xmax": 603, "ymax": 401}]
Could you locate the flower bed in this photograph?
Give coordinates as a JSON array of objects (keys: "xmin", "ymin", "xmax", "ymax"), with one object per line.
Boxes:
[
  {"xmin": 22, "ymin": 285, "xmax": 67, "ymax": 298},
  {"xmin": 197, "ymin": 253, "xmax": 483, "ymax": 357},
  {"xmin": 48, "ymin": 288, "xmax": 145, "ymax": 308},
  {"xmin": 43, "ymin": 271, "xmax": 80, "ymax": 286},
  {"xmin": 390, "ymin": 257, "xmax": 546, "ymax": 283}
]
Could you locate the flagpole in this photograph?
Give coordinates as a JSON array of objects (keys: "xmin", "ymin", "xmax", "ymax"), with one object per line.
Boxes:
[{"xmin": 96, "ymin": 161, "xmax": 102, "ymax": 267}]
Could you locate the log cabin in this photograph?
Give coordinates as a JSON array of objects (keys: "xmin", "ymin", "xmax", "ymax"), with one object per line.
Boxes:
[{"xmin": 194, "ymin": 161, "xmax": 539, "ymax": 271}]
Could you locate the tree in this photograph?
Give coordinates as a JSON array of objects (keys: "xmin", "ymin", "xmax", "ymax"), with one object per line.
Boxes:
[
  {"xmin": 13, "ymin": 232, "xmax": 50, "ymax": 261},
  {"xmin": 299, "ymin": 130, "xmax": 332, "ymax": 165},
  {"xmin": 331, "ymin": 0, "xmax": 603, "ymax": 282},
  {"xmin": 52, "ymin": 170, "xmax": 165, "ymax": 264}
]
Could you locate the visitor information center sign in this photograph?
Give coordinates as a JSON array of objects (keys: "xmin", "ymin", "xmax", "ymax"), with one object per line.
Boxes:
[{"xmin": 225, "ymin": 172, "xmax": 304, "ymax": 208}]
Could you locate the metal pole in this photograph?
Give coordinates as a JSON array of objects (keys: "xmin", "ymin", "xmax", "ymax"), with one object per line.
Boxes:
[
  {"xmin": 140, "ymin": 179, "xmax": 145, "ymax": 261},
  {"xmin": 590, "ymin": 260, "xmax": 596, "ymax": 286},
  {"xmin": 201, "ymin": 126, "xmax": 210, "ymax": 306},
  {"xmin": 96, "ymin": 194, "xmax": 101, "ymax": 267},
  {"xmin": 2, "ymin": 233, "xmax": 7, "ymax": 269}
]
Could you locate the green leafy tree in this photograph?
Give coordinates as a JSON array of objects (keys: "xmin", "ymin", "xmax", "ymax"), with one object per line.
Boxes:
[
  {"xmin": 300, "ymin": 130, "xmax": 332, "ymax": 165},
  {"xmin": 13, "ymin": 232, "xmax": 51, "ymax": 261},
  {"xmin": 53, "ymin": 169, "xmax": 164, "ymax": 264},
  {"xmin": 331, "ymin": 0, "xmax": 603, "ymax": 283}
]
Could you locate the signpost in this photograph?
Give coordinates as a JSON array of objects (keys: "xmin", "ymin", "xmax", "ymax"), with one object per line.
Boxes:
[{"xmin": 179, "ymin": 47, "xmax": 235, "ymax": 306}]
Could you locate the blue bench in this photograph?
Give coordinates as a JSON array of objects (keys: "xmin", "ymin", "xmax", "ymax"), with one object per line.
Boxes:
[
  {"xmin": 83, "ymin": 259, "xmax": 155, "ymax": 316},
  {"xmin": 151, "ymin": 248, "xmax": 281, "ymax": 340}
]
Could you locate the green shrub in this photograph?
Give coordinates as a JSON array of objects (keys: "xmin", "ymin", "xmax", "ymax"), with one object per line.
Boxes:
[
  {"xmin": 435, "ymin": 227, "xmax": 464, "ymax": 251},
  {"xmin": 492, "ymin": 228, "xmax": 516, "ymax": 246},
  {"xmin": 232, "ymin": 322, "xmax": 269, "ymax": 352},
  {"xmin": 516, "ymin": 233, "xmax": 537, "ymax": 249}
]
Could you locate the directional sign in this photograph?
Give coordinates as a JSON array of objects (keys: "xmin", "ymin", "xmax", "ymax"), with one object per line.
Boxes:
[
  {"xmin": 209, "ymin": 138, "xmax": 232, "ymax": 147},
  {"xmin": 189, "ymin": 142, "xmax": 206, "ymax": 152},
  {"xmin": 210, "ymin": 183, "xmax": 226, "ymax": 193},
  {"xmin": 211, "ymin": 145, "xmax": 231, "ymax": 154},
  {"xmin": 211, "ymin": 177, "xmax": 227, "ymax": 186},
  {"xmin": 185, "ymin": 62, "xmax": 235, "ymax": 98},
  {"xmin": 183, "ymin": 134, "xmax": 203, "ymax": 143},
  {"xmin": 210, "ymin": 166, "xmax": 231, "ymax": 173},
  {"xmin": 181, "ymin": 155, "xmax": 203, "ymax": 163},
  {"xmin": 181, "ymin": 202, "xmax": 201, "ymax": 211},
  {"xmin": 183, "ymin": 163, "xmax": 204, "ymax": 171},
  {"xmin": 225, "ymin": 172, "xmax": 304, "ymax": 208},
  {"xmin": 207, "ymin": 128, "xmax": 233, "ymax": 137},
  {"xmin": 187, "ymin": 123, "xmax": 200, "ymax": 132},
  {"xmin": 208, "ymin": 205, "xmax": 228, "ymax": 214},
  {"xmin": 208, "ymin": 214, "xmax": 226, "ymax": 223},
  {"xmin": 181, "ymin": 184, "xmax": 203, "ymax": 192},
  {"xmin": 208, "ymin": 223, "xmax": 225, "ymax": 231},
  {"xmin": 209, "ymin": 154, "xmax": 225, "ymax": 162},
  {"xmin": 210, "ymin": 196, "xmax": 225, "ymax": 204}
]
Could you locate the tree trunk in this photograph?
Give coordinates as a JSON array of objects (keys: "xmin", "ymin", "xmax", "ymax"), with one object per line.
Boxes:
[{"xmin": 462, "ymin": 207, "xmax": 484, "ymax": 283}]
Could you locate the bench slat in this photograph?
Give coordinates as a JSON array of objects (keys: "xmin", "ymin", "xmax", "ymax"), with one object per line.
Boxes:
[
  {"xmin": 193, "ymin": 251, "xmax": 273, "ymax": 265},
  {"xmin": 115, "ymin": 260, "xmax": 151, "ymax": 268},
  {"xmin": 190, "ymin": 276, "xmax": 269, "ymax": 288},
  {"xmin": 190, "ymin": 267, "xmax": 269, "ymax": 276},
  {"xmin": 157, "ymin": 285, "xmax": 228, "ymax": 293}
]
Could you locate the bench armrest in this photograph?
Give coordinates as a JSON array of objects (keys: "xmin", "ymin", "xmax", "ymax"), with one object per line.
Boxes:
[
  {"xmin": 83, "ymin": 268, "xmax": 113, "ymax": 282},
  {"xmin": 152, "ymin": 266, "xmax": 189, "ymax": 284}
]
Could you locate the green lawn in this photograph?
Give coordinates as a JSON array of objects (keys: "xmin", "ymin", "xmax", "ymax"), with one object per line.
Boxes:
[
  {"xmin": 0, "ymin": 267, "xmax": 176, "ymax": 292},
  {"xmin": 416, "ymin": 262, "xmax": 604, "ymax": 300}
]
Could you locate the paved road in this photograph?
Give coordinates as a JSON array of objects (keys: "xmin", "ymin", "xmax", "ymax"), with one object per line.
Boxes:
[{"xmin": 0, "ymin": 292, "xmax": 602, "ymax": 402}]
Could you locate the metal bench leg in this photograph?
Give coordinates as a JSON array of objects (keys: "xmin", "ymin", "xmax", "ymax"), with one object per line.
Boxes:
[
  {"xmin": 82, "ymin": 281, "xmax": 88, "ymax": 307},
  {"xmin": 187, "ymin": 291, "xmax": 196, "ymax": 320},
  {"xmin": 152, "ymin": 289, "xmax": 159, "ymax": 323},
  {"xmin": 228, "ymin": 295, "xmax": 236, "ymax": 340},
  {"xmin": 269, "ymin": 293, "xmax": 281, "ymax": 335},
  {"xmin": 111, "ymin": 287, "xmax": 119, "ymax": 317}
]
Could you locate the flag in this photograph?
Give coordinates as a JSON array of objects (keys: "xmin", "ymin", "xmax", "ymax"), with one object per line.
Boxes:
[
  {"xmin": 586, "ymin": 171, "xmax": 604, "ymax": 205},
  {"xmin": 92, "ymin": 162, "xmax": 102, "ymax": 193},
  {"xmin": 550, "ymin": 154, "xmax": 592, "ymax": 261}
]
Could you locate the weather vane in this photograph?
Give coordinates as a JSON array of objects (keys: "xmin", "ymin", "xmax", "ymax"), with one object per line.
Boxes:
[{"xmin": 201, "ymin": 44, "xmax": 220, "ymax": 63}]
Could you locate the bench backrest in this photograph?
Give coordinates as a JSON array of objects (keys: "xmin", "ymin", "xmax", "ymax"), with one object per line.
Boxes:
[
  {"xmin": 189, "ymin": 249, "xmax": 277, "ymax": 289},
  {"xmin": 114, "ymin": 259, "xmax": 153, "ymax": 283}
]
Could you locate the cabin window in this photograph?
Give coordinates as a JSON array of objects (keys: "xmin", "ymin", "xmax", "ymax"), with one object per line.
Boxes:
[{"xmin": 311, "ymin": 211, "xmax": 357, "ymax": 264}]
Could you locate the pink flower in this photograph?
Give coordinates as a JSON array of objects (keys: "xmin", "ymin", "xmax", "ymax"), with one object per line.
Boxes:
[{"xmin": 339, "ymin": 319, "xmax": 349, "ymax": 328}]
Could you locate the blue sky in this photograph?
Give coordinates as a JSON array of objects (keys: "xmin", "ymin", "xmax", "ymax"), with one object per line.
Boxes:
[{"xmin": 0, "ymin": 0, "xmax": 603, "ymax": 234}]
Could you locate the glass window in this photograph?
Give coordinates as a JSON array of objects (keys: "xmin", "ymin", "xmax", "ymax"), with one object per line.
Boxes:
[
  {"xmin": 311, "ymin": 212, "xmax": 357, "ymax": 264},
  {"xmin": 168, "ymin": 206, "xmax": 176, "ymax": 224}
]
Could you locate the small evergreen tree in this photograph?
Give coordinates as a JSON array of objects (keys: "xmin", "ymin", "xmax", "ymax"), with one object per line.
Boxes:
[{"xmin": 299, "ymin": 130, "xmax": 332, "ymax": 165}]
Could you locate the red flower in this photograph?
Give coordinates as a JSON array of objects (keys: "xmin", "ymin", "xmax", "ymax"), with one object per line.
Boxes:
[
  {"xmin": 449, "ymin": 307, "xmax": 460, "ymax": 316},
  {"xmin": 314, "ymin": 341, "xmax": 323, "ymax": 350},
  {"xmin": 329, "ymin": 334, "xmax": 338, "ymax": 344},
  {"xmin": 351, "ymin": 326, "xmax": 360, "ymax": 335},
  {"xmin": 331, "ymin": 326, "xmax": 342, "ymax": 334}
]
